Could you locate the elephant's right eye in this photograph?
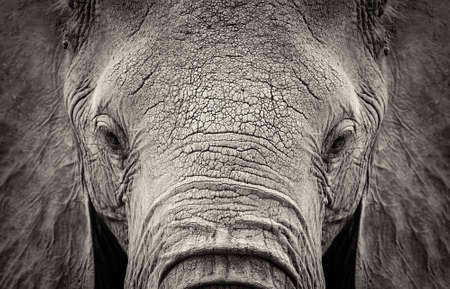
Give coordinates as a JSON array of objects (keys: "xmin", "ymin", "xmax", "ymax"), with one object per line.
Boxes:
[
  {"xmin": 97, "ymin": 126, "xmax": 122, "ymax": 152},
  {"xmin": 94, "ymin": 115, "xmax": 127, "ymax": 157}
]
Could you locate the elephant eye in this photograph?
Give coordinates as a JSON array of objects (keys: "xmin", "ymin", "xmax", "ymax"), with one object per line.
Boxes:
[
  {"xmin": 98, "ymin": 127, "xmax": 122, "ymax": 151},
  {"xmin": 324, "ymin": 119, "xmax": 356, "ymax": 161},
  {"xmin": 330, "ymin": 135, "xmax": 345, "ymax": 153},
  {"xmin": 329, "ymin": 131, "xmax": 351, "ymax": 155},
  {"xmin": 94, "ymin": 115, "xmax": 127, "ymax": 155}
]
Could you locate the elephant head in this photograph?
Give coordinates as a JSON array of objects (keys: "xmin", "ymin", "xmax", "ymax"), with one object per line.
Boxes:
[{"xmin": 0, "ymin": 0, "xmax": 448, "ymax": 288}]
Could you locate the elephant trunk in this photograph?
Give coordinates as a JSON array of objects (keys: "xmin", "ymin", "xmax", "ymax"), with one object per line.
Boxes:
[
  {"xmin": 159, "ymin": 255, "xmax": 295, "ymax": 289},
  {"xmin": 124, "ymin": 181, "xmax": 325, "ymax": 289}
]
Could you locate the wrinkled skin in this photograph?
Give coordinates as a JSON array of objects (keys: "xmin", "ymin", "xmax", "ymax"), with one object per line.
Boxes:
[{"xmin": 0, "ymin": 0, "xmax": 448, "ymax": 289}]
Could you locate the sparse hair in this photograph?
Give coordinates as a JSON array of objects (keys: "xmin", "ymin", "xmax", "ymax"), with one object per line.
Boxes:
[{"xmin": 357, "ymin": 0, "xmax": 402, "ymax": 57}]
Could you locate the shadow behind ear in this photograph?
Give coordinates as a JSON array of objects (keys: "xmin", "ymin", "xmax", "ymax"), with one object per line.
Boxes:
[
  {"xmin": 323, "ymin": 204, "xmax": 361, "ymax": 289},
  {"xmin": 90, "ymin": 203, "xmax": 128, "ymax": 289},
  {"xmin": 356, "ymin": 1, "xmax": 450, "ymax": 288}
]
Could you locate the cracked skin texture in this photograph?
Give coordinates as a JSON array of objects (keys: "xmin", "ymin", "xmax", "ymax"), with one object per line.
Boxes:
[{"xmin": 0, "ymin": 0, "xmax": 449, "ymax": 289}]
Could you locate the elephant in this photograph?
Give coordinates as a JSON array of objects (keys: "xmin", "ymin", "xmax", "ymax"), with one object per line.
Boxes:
[{"xmin": 0, "ymin": 0, "xmax": 448, "ymax": 288}]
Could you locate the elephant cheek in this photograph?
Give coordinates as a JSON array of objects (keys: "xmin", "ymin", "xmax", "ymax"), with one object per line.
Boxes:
[{"xmin": 124, "ymin": 182, "xmax": 325, "ymax": 289}]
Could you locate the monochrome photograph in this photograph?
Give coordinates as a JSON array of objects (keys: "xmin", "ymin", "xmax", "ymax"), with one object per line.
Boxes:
[{"xmin": 0, "ymin": 0, "xmax": 448, "ymax": 288}]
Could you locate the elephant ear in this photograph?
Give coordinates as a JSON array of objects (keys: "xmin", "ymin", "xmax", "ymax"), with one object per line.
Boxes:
[
  {"xmin": 0, "ymin": 1, "xmax": 94, "ymax": 288},
  {"xmin": 356, "ymin": 0, "xmax": 450, "ymax": 288}
]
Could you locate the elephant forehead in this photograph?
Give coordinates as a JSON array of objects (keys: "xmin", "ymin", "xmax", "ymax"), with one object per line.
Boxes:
[
  {"xmin": 126, "ymin": 59, "xmax": 325, "ymax": 154},
  {"xmin": 107, "ymin": 43, "xmax": 343, "ymax": 143},
  {"xmin": 95, "ymin": 0, "xmax": 350, "ymax": 154}
]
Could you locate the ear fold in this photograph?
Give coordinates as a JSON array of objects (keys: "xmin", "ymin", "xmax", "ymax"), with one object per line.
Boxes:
[
  {"xmin": 356, "ymin": 0, "xmax": 450, "ymax": 288},
  {"xmin": 0, "ymin": 1, "xmax": 94, "ymax": 288}
]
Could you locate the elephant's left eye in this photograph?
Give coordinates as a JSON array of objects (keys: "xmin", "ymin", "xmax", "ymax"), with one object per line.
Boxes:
[{"xmin": 323, "ymin": 119, "xmax": 356, "ymax": 162}]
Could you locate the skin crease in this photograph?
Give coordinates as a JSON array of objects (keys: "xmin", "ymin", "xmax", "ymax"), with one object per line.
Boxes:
[{"xmin": 0, "ymin": 0, "xmax": 448, "ymax": 289}]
